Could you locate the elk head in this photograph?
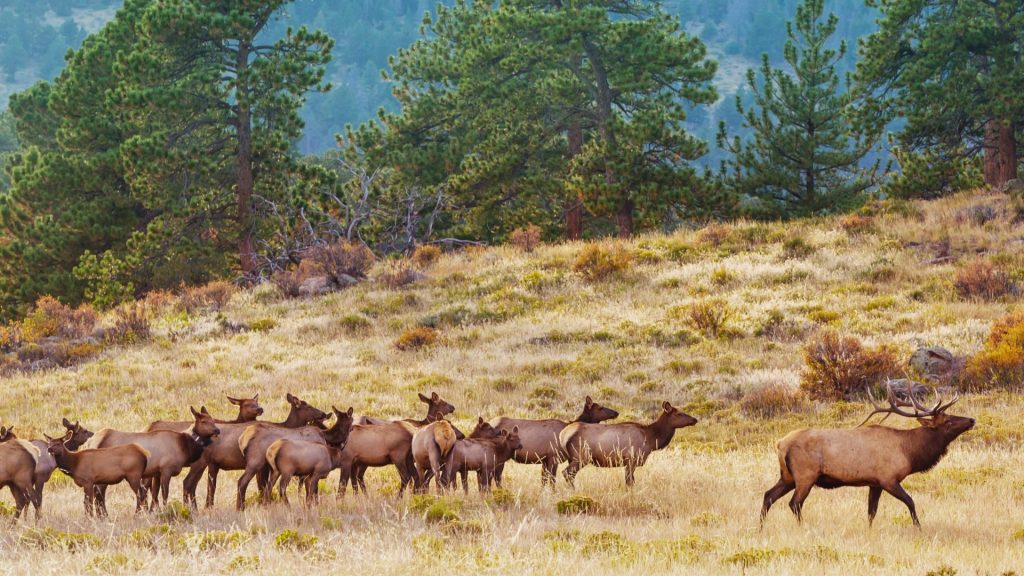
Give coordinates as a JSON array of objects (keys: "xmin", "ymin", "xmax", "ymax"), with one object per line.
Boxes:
[
  {"xmin": 579, "ymin": 396, "xmax": 619, "ymax": 423},
  {"xmin": 660, "ymin": 402, "xmax": 698, "ymax": 429},
  {"xmin": 190, "ymin": 406, "xmax": 221, "ymax": 444},
  {"xmin": 0, "ymin": 425, "xmax": 15, "ymax": 442},
  {"xmin": 419, "ymin": 391, "xmax": 455, "ymax": 421},
  {"xmin": 323, "ymin": 406, "xmax": 355, "ymax": 447},
  {"xmin": 62, "ymin": 418, "xmax": 94, "ymax": 449},
  {"xmin": 469, "ymin": 417, "xmax": 501, "ymax": 439},
  {"xmin": 859, "ymin": 381, "xmax": 975, "ymax": 439},
  {"xmin": 285, "ymin": 392, "xmax": 329, "ymax": 424},
  {"xmin": 227, "ymin": 393, "xmax": 263, "ymax": 420}
]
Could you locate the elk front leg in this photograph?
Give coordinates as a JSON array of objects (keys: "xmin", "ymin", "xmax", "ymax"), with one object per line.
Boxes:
[{"xmin": 882, "ymin": 482, "xmax": 920, "ymax": 528}]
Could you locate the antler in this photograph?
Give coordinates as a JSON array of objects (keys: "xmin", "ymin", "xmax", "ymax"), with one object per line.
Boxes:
[{"xmin": 857, "ymin": 381, "xmax": 950, "ymax": 427}]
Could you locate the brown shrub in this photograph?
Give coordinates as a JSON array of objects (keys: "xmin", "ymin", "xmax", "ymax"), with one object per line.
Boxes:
[
  {"xmin": 0, "ymin": 323, "xmax": 22, "ymax": 352},
  {"xmin": 395, "ymin": 326, "xmax": 439, "ymax": 351},
  {"xmin": 800, "ymin": 331, "xmax": 900, "ymax": 401},
  {"xmin": 412, "ymin": 245, "xmax": 442, "ymax": 268},
  {"xmin": 305, "ymin": 241, "xmax": 375, "ymax": 282},
  {"xmin": 509, "ymin": 225, "xmax": 542, "ymax": 253},
  {"xmin": 106, "ymin": 303, "xmax": 151, "ymax": 345},
  {"xmin": 376, "ymin": 260, "xmax": 423, "ymax": 289},
  {"xmin": 677, "ymin": 298, "xmax": 732, "ymax": 339},
  {"xmin": 179, "ymin": 281, "xmax": 236, "ymax": 313},
  {"xmin": 572, "ymin": 244, "xmax": 632, "ymax": 281},
  {"xmin": 740, "ymin": 385, "xmax": 807, "ymax": 419},
  {"xmin": 142, "ymin": 290, "xmax": 177, "ymax": 315},
  {"xmin": 962, "ymin": 311, "xmax": 1024, "ymax": 390},
  {"xmin": 696, "ymin": 223, "xmax": 732, "ymax": 247},
  {"xmin": 272, "ymin": 260, "xmax": 319, "ymax": 298},
  {"xmin": 838, "ymin": 214, "xmax": 875, "ymax": 235},
  {"xmin": 20, "ymin": 297, "xmax": 97, "ymax": 342},
  {"xmin": 954, "ymin": 259, "xmax": 1015, "ymax": 300}
]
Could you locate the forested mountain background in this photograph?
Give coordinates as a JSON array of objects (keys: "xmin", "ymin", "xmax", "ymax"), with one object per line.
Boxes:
[{"xmin": 0, "ymin": 0, "xmax": 878, "ymax": 158}]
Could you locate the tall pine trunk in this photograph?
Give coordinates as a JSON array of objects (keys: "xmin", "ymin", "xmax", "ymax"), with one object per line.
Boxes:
[
  {"xmin": 584, "ymin": 39, "xmax": 632, "ymax": 238},
  {"xmin": 984, "ymin": 120, "xmax": 1019, "ymax": 188},
  {"xmin": 565, "ymin": 120, "xmax": 584, "ymax": 240},
  {"xmin": 236, "ymin": 42, "xmax": 257, "ymax": 275}
]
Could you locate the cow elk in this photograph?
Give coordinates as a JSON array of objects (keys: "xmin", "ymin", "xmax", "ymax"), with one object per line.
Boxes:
[
  {"xmin": 560, "ymin": 401, "xmax": 697, "ymax": 488},
  {"xmin": 0, "ymin": 418, "xmax": 93, "ymax": 517},
  {"xmin": 45, "ymin": 431, "xmax": 149, "ymax": 516},
  {"xmin": 490, "ymin": 396, "xmax": 619, "ymax": 487},
  {"xmin": 760, "ymin": 383, "xmax": 974, "ymax": 528},
  {"xmin": 444, "ymin": 427, "xmax": 523, "ymax": 493},
  {"xmin": 147, "ymin": 394, "xmax": 264, "ymax": 434},
  {"xmin": 0, "ymin": 431, "xmax": 41, "ymax": 519}
]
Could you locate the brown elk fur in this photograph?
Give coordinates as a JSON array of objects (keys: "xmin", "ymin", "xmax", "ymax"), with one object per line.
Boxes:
[
  {"xmin": 336, "ymin": 421, "xmax": 417, "ymax": 497},
  {"xmin": 491, "ymin": 396, "xmax": 619, "ymax": 487},
  {"xmin": 266, "ymin": 437, "xmax": 347, "ymax": 506},
  {"xmin": 146, "ymin": 394, "xmax": 264, "ymax": 434},
  {"xmin": 761, "ymin": 412, "xmax": 975, "ymax": 527},
  {"xmin": 0, "ymin": 419, "xmax": 92, "ymax": 517},
  {"xmin": 559, "ymin": 401, "xmax": 697, "ymax": 488},
  {"xmin": 444, "ymin": 427, "xmax": 522, "ymax": 493},
  {"xmin": 181, "ymin": 393, "xmax": 328, "ymax": 508},
  {"xmin": 235, "ymin": 407, "xmax": 353, "ymax": 510},
  {"xmin": 0, "ymin": 437, "xmax": 41, "ymax": 519},
  {"xmin": 87, "ymin": 407, "xmax": 220, "ymax": 510},
  {"xmin": 411, "ymin": 420, "xmax": 458, "ymax": 492},
  {"xmin": 46, "ymin": 431, "xmax": 149, "ymax": 517}
]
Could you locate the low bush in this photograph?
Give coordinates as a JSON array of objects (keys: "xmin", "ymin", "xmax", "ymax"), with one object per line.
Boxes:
[
  {"xmin": 800, "ymin": 331, "xmax": 900, "ymax": 400},
  {"xmin": 839, "ymin": 213, "xmax": 875, "ymax": 235},
  {"xmin": 20, "ymin": 296, "xmax": 97, "ymax": 343},
  {"xmin": 376, "ymin": 260, "xmax": 422, "ymax": 289},
  {"xmin": 962, "ymin": 311, "xmax": 1024, "ymax": 390},
  {"xmin": 411, "ymin": 244, "xmax": 442, "ymax": 268},
  {"xmin": 179, "ymin": 281, "xmax": 235, "ymax": 313},
  {"xmin": 740, "ymin": 384, "xmax": 807, "ymax": 419},
  {"xmin": 696, "ymin": 223, "xmax": 732, "ymax": 247},
  {"xmin": 572, "ymin": 244, "xmax": 632, "ymax": 281},
  {"xmin": 782, "ymin": 237, "xmax": 815, "ymax": 259},
  {"xmin": 106, "ymin": 303, "xmax": 151, "ymax": 345},
  {"xmin": 306, "ymin": 240, "xmax": 375, "ymax": 282},
  {"xmin": 509, "ymin": 224, "xmax": 543, "ymax": 253},
  {"xmin": 674, "ymin": 298, "xmax": 732, "ymax": 339},
  {"xmin": 557, "ymin": 495, "xmax": 599, "ymax": 515},
  {"xmin": 274, "ymin": 529, "xmax": 318, "ymax": 551},
  {"xmin": 395, "ymin": 326, "xmax": 439, "ymax": 350},
  {"xmin": 954, "ymin": 259, "xmax": 1015, "ymax": 300}
]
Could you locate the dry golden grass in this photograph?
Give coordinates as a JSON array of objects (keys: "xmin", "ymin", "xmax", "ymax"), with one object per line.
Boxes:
[{"xmin": 0, "ymin": 191, "xmax": 1022, "ymax": 575}]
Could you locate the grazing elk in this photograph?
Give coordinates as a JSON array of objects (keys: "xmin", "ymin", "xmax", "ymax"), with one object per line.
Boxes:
[
  {"xmin": 147, "ymin": 394, "xmax": 264, "ymax": 433},
  {"xmin": 45, "ymin": 431, "xmax": 149, "ymax": 516},
  {"xmin": 490, "ymin": 396, "xmax": 619, "ymax": 487},
  {"xmin": 560, "ymin": 401, "xmax": 698, "ymax": 488},
  {"xmin": 0, "ymin": 418, "xmax": 93, "ymax": 516},
  {"xmin": 760, "ymin": 384, "xmax": 974, "ymax": 528},
  {"xmin": 87, "ymin": 407, "xmax": 220, "ymax": 510},
  {"xmin": 0, "ymin": 431, "xmax": 41, "ymax": 519},
  {"xmin": 444, "ymin": 427, "xmax": 522, "ymax": 493},
  {"xmin": 181, "ymin": 393, "xmax": 328, "ymax": 508},
  {"xmin": 236, "ymin": 407, "xmax": 354, "ymax": 510}
]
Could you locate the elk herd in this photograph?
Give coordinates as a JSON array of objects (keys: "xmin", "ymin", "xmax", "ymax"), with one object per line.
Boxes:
[{"xmin": 0, "ymin": 383, "xmax": 974, "ymax": 530}]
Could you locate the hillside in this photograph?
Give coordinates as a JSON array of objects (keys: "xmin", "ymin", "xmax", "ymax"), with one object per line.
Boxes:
[{"xmin": 0, "ymin": 192, "xmax": 1021, "ymax": 574}]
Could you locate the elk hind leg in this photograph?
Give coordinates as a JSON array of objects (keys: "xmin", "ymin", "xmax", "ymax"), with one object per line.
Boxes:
[
  {"xmin": 882, "ymin": 482, "xmax": 920, "ymax": 527},
  {"xmin": 760, "ymin": 478, "xmax": 795, "ymax": 525},
  {"xmin": 867, "ymin": 486, "xmax": 883, "ymax": 526}
]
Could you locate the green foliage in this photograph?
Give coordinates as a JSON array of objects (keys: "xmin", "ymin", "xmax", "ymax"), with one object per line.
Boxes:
[
  {"xmin": 274, "ymin": 529, "xmax": 318, "ymax": 551},
  {"xmin": 557, "ymin": 495, "xmax": 599, "ymax": 515},
  {"xmin": 718, "ymin": 0, "xmax": 881, "ymax": 218},
  {"xmin": 572, "ymin": 244, "xmax": 632, "ymax": 281}
]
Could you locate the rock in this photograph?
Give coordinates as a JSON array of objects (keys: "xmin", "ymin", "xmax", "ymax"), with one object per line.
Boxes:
[
  {"xmin": 297, "ymin": 276, "xmax": 333, "ymax": 297},
  {"xmin": 885, "ymin": 378, "xmax": 929, "ymax": 404},
  {"xmin": 335, "ymin": 274, "xmax": 359, "ymax": 287},
  {"xmin": 909, "ymin": 346, "xmax": 962, "ymax": 380},
  {"xmin": 1001, "ymin": 178, "xmax": 1023, "ymax": 197}
]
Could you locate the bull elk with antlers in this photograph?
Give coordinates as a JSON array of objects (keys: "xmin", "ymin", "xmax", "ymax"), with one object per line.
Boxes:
[{"xmin": 761, "ymin": 383, "xmax": 974, "ymax": 528}]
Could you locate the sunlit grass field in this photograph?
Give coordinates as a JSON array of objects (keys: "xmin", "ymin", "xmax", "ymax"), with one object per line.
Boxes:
[{"xmin": 0, "ymin": 191, "xmax": 1022, "ymax": 575}]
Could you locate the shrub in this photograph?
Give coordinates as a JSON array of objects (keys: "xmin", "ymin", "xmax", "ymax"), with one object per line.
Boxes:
[
  {"xmin": 270, "ymin": 264, "xmax": 309, "ymax": 298},
  {"xmin": 376, "ymin": 260, "xmax": 422, "ymax": 289},
  {"xmin": 179, "ymin": 281, "xmax": 235, "ymax": 313},
  {"xmin": 395, "ymin": 326, "xmax": 439, "ymax": 350},
  {"xmin": 509, "ymin": 224, "xmax": 542, "ymax": 252},
  {"xmin": 962, "ymin": 311, "xmax": 1024, "ymax": 390},
  {"xmin": 557, "ymin": 495, "xmax": 598, "ymax": 515},
  {"xmin": 274, "ymin": 529, "xmax": 318, "ymax": 551},
  {"xmin": 839, "ymin": 213, "xmax": 875, "ymax": 234},
  {"xmin": 338, "ymin": 314, "xmax": 373, "ymax": 334},
  {"xmin": 20, "ymin": 296, "xmax": 97, "ymax": 342},
  {"xmin": 106, "ymin": 303, "xmax": 151, "ymax": 345},
  {"xmin": 676, "ymin": 298, "xmax": 732, "ymax": 338},
  {"xmin": 696, "ymin": 223, "xmax": 732, "ymax": 246},
  {"xmin": 740, "ymin": 385, "xmax": 807, "ymax": 419},
  {"xmin": 248, "ymin": 318, "xmax": 277, "ymax": 332},
  {"xmin": 572, "ymin": 244, "xmax": 632, "ymax": 281},
  {"xmin": 0, "ymin": 323, "xmax": 22, "ymax": 352},
  {"xmin": 306, "ymin": 240, "xmax": 375, "ymax": 282},
  {"xmin": 411, "ymin": 244, "xmax": 442, "ymax": 268},
  {"xmin": 142, "ymin": 290, "xmax": 177, "ymax": 315},
  {"xmin": 800, "ymin": 331, "xmax": 900, "ymax": 400},
  {"xmin": 954, "ymin": 259, "xmax": 1015, "ymax": 300},
  {"xmin": 156, "ymin": 500, "xmax": 192, "ymax": 523},
  {"xmin": 20, "ymin": 527, "xmax": 102, "ymax": 550},
  {"xmin": 782, "ymin": 237, "xmax": 815, "ymax": 259}
]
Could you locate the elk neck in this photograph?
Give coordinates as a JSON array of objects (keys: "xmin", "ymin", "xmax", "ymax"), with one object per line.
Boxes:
[
  {"xmin": 51, "ymin": 446, "xmax": 77, "ymax": 476},
  {"xmin": 186, "ymin": 431, "xmax": 212, "ymax": 464},
  {"xmin": 904, "ymin": 426, "xmax": 956, "ymax": 473},
  {"xmin": 645, "ymin": 413, "xmax": 677, "ymax": 450},
  {"xmin": 277, "ymin": 408, "xmax": 307, "ymax": 428}
]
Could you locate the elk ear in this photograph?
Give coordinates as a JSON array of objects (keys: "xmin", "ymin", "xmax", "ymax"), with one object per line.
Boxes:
[
  {"xmin": 286, "ymin": 393, "xmax": 299, "ymax": 406},
  {"xmin": 418, "ymin": 393, "xmax": 430, "ymax": 403},
  {"xmin": 190, "ymin": 406, "xmax": 200, "ymax": 418},
  {"xmin": 499, "ymin": 429, "xmax": 509, "ymax": 437},
  {"xmin": 917, "ymin": 417, "xmax": 938, "ymax": 428},
  {"xmin": 227, "ymin": 396, "xmax": 241, "ymax": 405},
  {"xmin": 201, "ymin": 406, "xmax": 210, "ymax": 415},
  {"xmin": 663, "ymin": 401, "xmax": 673, "ymax": 413},
  {"xmin": 585, "ymin": 395, "xmax": 594, "ymax": 407},
  {"xmin": 431, "ymin": 392, "xmax": 440, "ymax": 401},
  {"xmin": 43, "ymin": 433, "xmax": 54, "ymax": 442},
  {"xmin": 477, "ymin": 416, "xmax": 484, "ymax": 425},
  {"xmin": 63, "ymin": 417, "xmax": 73, "ymax": 429},
  {"xmin": 346, "ymin": 407, "xmax": 354, "ymax": 417},
  {"xmin": 511, "ymin": 426, "xmax": 519, "ymax": 434}
]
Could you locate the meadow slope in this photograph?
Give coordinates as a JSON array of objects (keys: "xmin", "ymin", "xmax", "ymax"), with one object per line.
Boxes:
[{"xmin": 0, "ymin": 191, "xmax": 1022, "ymax": 575}]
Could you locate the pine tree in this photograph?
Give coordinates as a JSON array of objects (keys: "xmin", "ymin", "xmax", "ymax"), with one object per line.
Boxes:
[
  {"xmin": 115, "ymin": 0, "xmax": 333, "ymax": 277},
  {"xmin": 858, "ymin": 0, "xmax": 1023, "ymax": 190},
  {"xmin": 717, "ymin": 0, "xmax": 880, "ymax": 218}
]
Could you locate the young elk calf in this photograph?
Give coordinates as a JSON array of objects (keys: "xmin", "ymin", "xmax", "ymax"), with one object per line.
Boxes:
[
  {"xmin": 559, "ymin": 401, "xmax": 698, "ymax": 488},
  {"xmin": 761, "ymin": 384, "xmax": 974, "ymax": 528},
  {"xmin": 0, "ymin": 419, "xmax": 93, "ymax": 517},
  {"xmin": 0, "ymin": 430, "xmax": 41, "ymax": 519},
  {"xmin": 444, "ymin": 427, "xmax": 522, "ymax": 494},
  {"xmin": 45, "ymin": 431, "xmax": 149, "ymax": 516},
  {"xmin": 266, "ymin": 439, "xmax": 346, "ymax": 506},
  {"xmin": 412, "ymin": 418, "xmax": 499, "ymax": 492},
  {"xmin": 88, "ymin": 407, "xmax": 220, "ymax": 510}
]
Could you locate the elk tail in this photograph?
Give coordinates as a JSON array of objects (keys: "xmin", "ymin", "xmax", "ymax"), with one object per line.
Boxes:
[
  {"xmin": 266, "ymin": 440, "xmax": 285, "ymax": 474},
  {"xmin": 433, "ymin": 421, "xmax": 457, "ymax": 457}
]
